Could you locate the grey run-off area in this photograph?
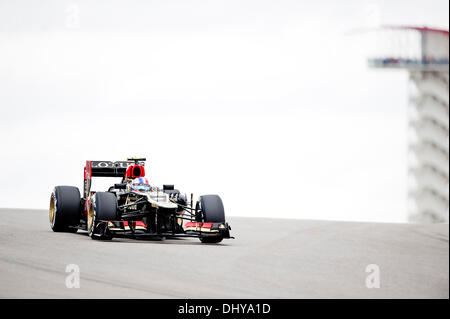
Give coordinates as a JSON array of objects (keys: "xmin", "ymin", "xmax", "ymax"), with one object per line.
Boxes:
[{"xmin": 0, "ymin": 209, "xmax": 448, "ymax": 298}]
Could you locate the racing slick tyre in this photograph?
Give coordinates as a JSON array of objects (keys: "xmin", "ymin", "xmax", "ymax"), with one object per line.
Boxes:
[
  {"xmin": 49, "ymin": 186, "xmax": 81, "ymax": 233},
  {"xmin": 88, "ymin": 192, "xmax": 118, "ymax": 240},
  {"xmin": 198, "ymin": 195, "xmax": 225, "ymax": 244}
]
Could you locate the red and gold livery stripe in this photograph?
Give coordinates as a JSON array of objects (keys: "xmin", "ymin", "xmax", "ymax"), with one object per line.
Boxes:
[{"xmin": 183, "ymin": 222, "xmax": 218, "ymax": 232}]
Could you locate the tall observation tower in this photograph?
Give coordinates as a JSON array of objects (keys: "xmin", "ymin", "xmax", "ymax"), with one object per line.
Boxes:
[{"xmin": 368, "ymin": 26, "xmax": 449, "ymax": 223}]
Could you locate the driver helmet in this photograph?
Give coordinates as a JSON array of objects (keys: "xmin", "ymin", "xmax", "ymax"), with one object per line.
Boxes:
[{"xmin": 131, "ymin": 177, "xmax": 150, "ymax": 192}]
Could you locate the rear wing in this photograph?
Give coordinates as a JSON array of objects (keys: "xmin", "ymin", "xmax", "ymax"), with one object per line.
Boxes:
[
  {"xmin": 83, "ymin": 160, "xmax": 146, "ymax": 197},
  {"xmin": 89, "ymin": 161, "xmax": 134, "ymax": 177}
]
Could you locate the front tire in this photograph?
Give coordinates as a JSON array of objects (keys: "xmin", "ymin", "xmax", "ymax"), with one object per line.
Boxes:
[
  {"xmin": 198, "ymin": 195, "xmax": 225, "ymax": 244},
  {"xmin": 200, "ymin": 236, "xmax": 224, "ymax": 244},
  {"xmin": 88, "ymin": 192, "xmax": 117, "ymax": 240},
  {"xmin": 49, "ymin": 186, "xmax": 81, "ymax": 232}
]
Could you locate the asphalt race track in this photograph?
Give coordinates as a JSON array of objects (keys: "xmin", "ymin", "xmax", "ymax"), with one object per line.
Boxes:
[{"xmin": 0, "ymin": 208, "xmax": 448, "ymax": 298}]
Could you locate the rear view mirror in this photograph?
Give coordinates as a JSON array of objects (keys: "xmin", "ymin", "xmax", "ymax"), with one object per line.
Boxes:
[{"xmin": 114, "ymin": 183, "xmax": 127, "ymax": 189}]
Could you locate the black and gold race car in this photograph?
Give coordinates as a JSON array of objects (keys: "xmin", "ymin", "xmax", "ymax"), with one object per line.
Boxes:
[{"xmin": 49, "ymin": 158, "xmax": 232, "ymax": 243}]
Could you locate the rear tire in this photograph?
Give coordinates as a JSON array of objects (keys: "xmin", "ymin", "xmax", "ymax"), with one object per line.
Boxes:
[
  {"xmin": 198, "ymin": 195, "xmax": 225, "ymax": 244},
  {"xmin": 88, "ymin": 192, "xmax": 117, "ymax": 240},
  {"xmin": 49, "ymin": 186, "xmax": 81, "ymax": 232}
]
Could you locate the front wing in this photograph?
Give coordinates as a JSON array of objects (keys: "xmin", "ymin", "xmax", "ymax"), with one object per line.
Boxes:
[{"xmin": 98, "ymin": 220, "xmax": 233, "ymax": 240}]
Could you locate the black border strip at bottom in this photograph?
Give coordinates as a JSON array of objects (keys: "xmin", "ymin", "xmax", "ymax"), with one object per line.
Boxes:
[{"xmin": 0, "ymin": 299, "xmax": 448, "ymax": 317}]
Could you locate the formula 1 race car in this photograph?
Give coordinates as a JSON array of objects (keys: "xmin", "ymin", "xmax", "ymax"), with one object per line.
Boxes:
[{"xmin": 49, "ymin": 158, "xmax": 232, "ymax": 243}]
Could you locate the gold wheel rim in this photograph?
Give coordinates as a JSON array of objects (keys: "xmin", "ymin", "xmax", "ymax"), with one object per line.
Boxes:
[
  {"xmin": 49, "ymin": 196, "xmax": 55, "ymax": 224},
  {"xmin": 88, "ymin": 203, "xmax": 94, "ymax": 231}
]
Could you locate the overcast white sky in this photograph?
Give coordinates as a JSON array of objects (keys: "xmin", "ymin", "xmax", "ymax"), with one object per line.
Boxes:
[{"xmin": 0, "ymin": 0, "xmax": 448, "ymax": 222}]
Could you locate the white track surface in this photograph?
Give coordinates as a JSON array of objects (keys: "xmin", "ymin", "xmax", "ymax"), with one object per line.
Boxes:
[{"xmin": 0, "ymin": 209, "xmax": 448, "ymax": 298}]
